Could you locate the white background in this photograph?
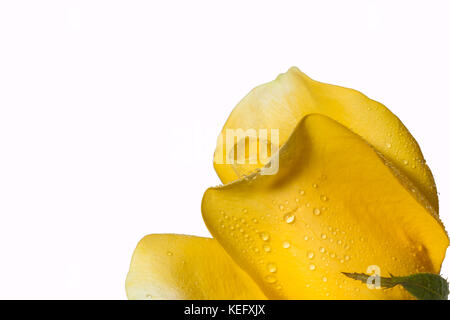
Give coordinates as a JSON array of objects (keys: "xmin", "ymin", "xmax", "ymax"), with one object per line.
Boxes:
[{"xmin": 0, "ymin": 1, "xmax": 449, "ymax": 299}]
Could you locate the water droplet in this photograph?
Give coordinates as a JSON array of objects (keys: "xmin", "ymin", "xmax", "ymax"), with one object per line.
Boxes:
[
  {"xmin": 313, "ymin": 208, "xmax": 321, "ymax": 216},
  {"xmin": 263, "ymin": 244, "xmax": 271, "ymax": 253},
  {"xmin": 167, "ymin": 251, "xmax": 173, "ymax": 256},
  {"xmin": 337, "ymin": 240, "xmax": 342, "ymax": 245},
  {"xmin": 386, "ymin": 143, "xmax": 392, "ymax": 148},
  {"xmin": 253, "ymin": 247, "xmax": 260, "ymax": 253},
  {"xmin": 299, "ymin": 190, "xmax": 305, "ymax": 195},
  {"xmin": 145, "ymin": 294, "xmax": 152, "ymax": 299},
  {"xmin": 321, "ymin": 233, "xmax": 327, "ymax": 239},
  {"xmin": 304, "ymin": 235, "xmax": 309, "ymax": 241},
  {"xmin": 267, "ymin": 263, "xmax": 277, "ymax": 273},
  {"xmin": 312, "ymin": 183, "xmax": 318, "ymax": 188},
  {"xmin": 319, "ymin": 247, "xmax": 325, "ymax": 253},
  {"xmin": 322, "ymin": 277, "xmax": 328, "ymax": 282},
  {"xmin": 242, "ymin": 208, "xmax": 248, "ymax": 214},
  {"xmin": 309, "ymin": 264, "xmax": 316, "ymax": 271},
  {"xmin": 279, "ymin": 204, "xmax": 285, "ymax": 211},
  {"xmin": 307, "ymin": 251, "xmax": 315, "ymax": 259},
  {"xmin": 403, "ymin": 159, "xmax": 409, "ymax": 165},
  {"xmin": 265, "ymin": 275, "xmax": 277, "ymax": 283},
  {"xmin": 282, "ymin": 241, "xmax": 291, "ymax": 249},
  {"xmin": 330, "ymin": 252, "xmax": 336, "ymax": 258},
  {"xmin": 344, "ymin": 255, "xmax": 350, "ymax": 261},
  {"xmin": 259, "ymin": 232, "xmax": 270, "ymax": 241},
  {"xmin": 320, "ymin": 195, "xmax": 329, "ymax": 202},
  {"xmin": 284, "ymin": 213, "xmax": 295, "ymax": 224}
]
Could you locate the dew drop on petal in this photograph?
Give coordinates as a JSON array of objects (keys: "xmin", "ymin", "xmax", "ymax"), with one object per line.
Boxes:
[
  {"xmin": 282, "ymin": 241, "xmax": 291, "ymax": 249},
  {"xmin": 267, "ymin": 263, "xmax": 277, "ymax": 273},
  {"xmin": 284, "ymin": 213, "xmax": 295, "ymax": 224},
  {"xmin": 259, "ymin": 232, "xmax": 270, "ymax": 241},
  {"xmin": 265, "ymin": 275, "xmax": 277, "ymax": 284}
]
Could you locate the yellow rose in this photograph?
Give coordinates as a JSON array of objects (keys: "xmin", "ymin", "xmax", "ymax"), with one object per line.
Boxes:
[{"xmin": 126, "ymin": 68, "xmax": 448, "ymax": 300}]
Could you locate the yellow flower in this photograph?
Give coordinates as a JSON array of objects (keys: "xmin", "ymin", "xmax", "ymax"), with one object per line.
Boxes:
[{"xmin": 126, "ymin": 68, "xmax": 448, "ymax": 300}]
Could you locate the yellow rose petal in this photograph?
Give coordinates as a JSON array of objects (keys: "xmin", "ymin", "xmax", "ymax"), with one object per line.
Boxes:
[
  {"xmin": 125, "ymin": 234, "xmax": 267, "ymax": 300},
  {"xmin": 204, "ymin": 114, "xmax": 448, "ymax": 300},
  {"xmin": 213, "ymin": 67, "xmax": 438, "ymax": 212}
]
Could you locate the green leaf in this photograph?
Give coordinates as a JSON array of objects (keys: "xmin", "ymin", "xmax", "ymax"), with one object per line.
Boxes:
[{"xmin": 342, "ymin": 272, "xmax": 449, "ymax": 300}]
